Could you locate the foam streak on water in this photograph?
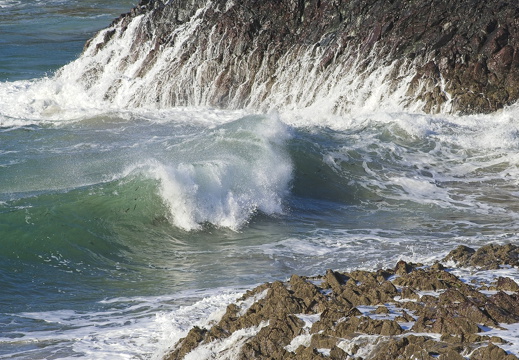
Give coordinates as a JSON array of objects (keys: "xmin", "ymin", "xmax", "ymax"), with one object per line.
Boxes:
[
  {"xmin": 2, "ymin": 1, "xmax": 519, "ymax": 359},
  {"xmin": 0, "ymin": 289, "xmax": 244, "ymax": 360}
]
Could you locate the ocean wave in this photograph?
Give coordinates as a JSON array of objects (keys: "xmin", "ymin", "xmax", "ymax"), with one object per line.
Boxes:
[{"xmin": 141, "ymin": 114, "xmax": 293, "ymax": 231}]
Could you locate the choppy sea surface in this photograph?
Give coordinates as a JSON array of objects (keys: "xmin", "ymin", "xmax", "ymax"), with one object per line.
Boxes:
[{"xmin": 1, "ymin": 1, "xmax": 519, "ymax": 359}]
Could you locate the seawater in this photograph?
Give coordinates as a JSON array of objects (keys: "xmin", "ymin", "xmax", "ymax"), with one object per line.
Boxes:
[{"xmin": 1, "ymin": 1, "xmax": 519, "ymax": 359}]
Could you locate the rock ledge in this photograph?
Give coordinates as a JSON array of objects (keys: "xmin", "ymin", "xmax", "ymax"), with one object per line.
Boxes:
[
  {"xmin": 165, "ymin": 244, "xmax": 519, "ymax": 360},
  {"xmin": 89, "ymin": 0, "xmax": 519, "ymax": 114}
]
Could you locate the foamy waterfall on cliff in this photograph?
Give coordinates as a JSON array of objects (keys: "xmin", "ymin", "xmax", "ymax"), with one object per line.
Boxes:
[{"xmin": 55, "ymin": 0, "xmax": 446, "ymax": 116}]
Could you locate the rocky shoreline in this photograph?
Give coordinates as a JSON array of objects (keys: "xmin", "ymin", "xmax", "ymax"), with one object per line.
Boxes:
[
  {"xmin": 164, "ymin": 244, "xmax": 519, "ymax": 359},
  {"xmin": 84, "ymin": 0, "xmax": 519, "ymax": 114}
]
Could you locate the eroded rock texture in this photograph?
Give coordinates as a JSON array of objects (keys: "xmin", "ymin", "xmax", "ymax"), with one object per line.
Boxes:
[
  {"xmin": 164, "ymin": 244, "xmax": 519, "ymax": 360},
  {"xmin": 83, "ymin": 0, "xmax": 519, "ymax": 114}
]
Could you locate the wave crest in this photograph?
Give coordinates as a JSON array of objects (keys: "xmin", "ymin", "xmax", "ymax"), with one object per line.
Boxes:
[{"xmin": 144, "ymin": 114, "xmax": 293, "ymax": 231}]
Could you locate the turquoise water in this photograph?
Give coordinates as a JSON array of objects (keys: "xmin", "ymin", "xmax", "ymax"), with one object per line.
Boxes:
[
  {"xmin": 0, "ymin": 0, "xmax": 135, "ymax": 80},
  {"xmin": 1, "ymin": 1, "xmax": 519, "ymax": 359}
]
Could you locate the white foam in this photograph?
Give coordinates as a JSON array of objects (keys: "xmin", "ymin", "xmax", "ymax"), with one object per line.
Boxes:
[
  {"xmin": 285, "ymin": 333, "xmax": 313, "ymax": 353},
  {"xmin": 142, "ymin": 114, "xmax": 293, "ymax": 231},
  {"xmin": 1, "ymin": 289, "xmax": 244, "ymax": 360},
  {"xmin": 389, "ymin": 176, "xmax": 452, "ymax": 207},
  {"xmin": 0, "ymin": 0, "xmax": 21, "ymax": 8},
  {"xmin": 289, "ymin": 106, "xmax": 519, "ymax": 221},
  {"xmin": 0, "ymin": 14, "xmax": 150, "ymax": 126},
  {"xmin": 284, "ymin": 313, "xmax": 322, "ymax": 352},
  {"xmin": 337, "ymin": 334, "xmax": 385, "ymax": 359},
  {"xmin": 482, "ymin": 323, "xmax": 519, "ymax": 356},
  {"xmin": 237, "ymin": 289, "xmax": 269, "ymax": 317},
  {"xmin": 182, "ymin": 322, "xmax": 269, "ymax": 360}
]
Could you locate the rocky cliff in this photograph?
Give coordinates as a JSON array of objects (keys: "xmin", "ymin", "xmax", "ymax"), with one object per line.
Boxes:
[{"xmin": 80, "ymin": 0, "xmax": 519, "ymax": 114}]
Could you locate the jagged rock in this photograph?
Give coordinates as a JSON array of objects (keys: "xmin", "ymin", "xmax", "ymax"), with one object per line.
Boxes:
[
  {"xmin": 329, "ymin": 346, "xmax": 350, "ymax": 360},
  {"xmin": 486, "ymin": 292, "xmax": 519, "ymax": 323},
  {"xmin": 431, "ymin": 262, "xmax": 446, "ymax": 271},
  {"xmin": 165, "ymin": 248, "xmax": 519, "ymax": 360},
  {"xmin": 369, "ymin": 337, "xmax": 410, "ymax": 360},
  {"xmin": 451, "ymin": 301, "xmax": 498, "ymax": 328},
  {"xmin": 84, "ymin": 0, "xmax": 519, "ymax": 115},
  {"xmin": 439, "ymin": 350, "xmax": 466, "ymax": 360},
  {"xmin": 470, "ymin": 343, "xmax": 519, "ymax": 360},
  {"xmin": 400, "ymin": 286, "xmax": 420, "ymax": 300},
  {"xmin": 438, "ymin": 288, "xmax": 469, "ymax": 304},
  {"xmin": 165, "ymin": 326, "xmax": 206, "ymax": 360},
  {"xmin": 334, "ymin": 316, "xmax": 404, "ymax": 337},
  {"xmin": 370, "ymin": 335, "xmax": 478, "ymax": 360},
  {"xmin": 340, "ymin": 285, "xmax": 371, "ymax": 307},
  {"xmin": 496, "ymin": 276, "xmax": 519, "ymax": 292},
  {"xmin": 240, "ymin": 314, "xmax": 304, "ymax": 360},
  {"xmin": 395, "ymin": 310, "xmax": 415, "ymax": 323},
  {"xmin": 292, "ymin": 347, "xmax": 326, "ymax": 360},
  {"xmin": 369, "ymin": 335, "xmax": 461, "ymax": 360},
  {"xmin": 311, "ymin": 306, "xmax": 361, "ymax": 335},
  {"xmin": 395, "ymin": 260, "xmax": 413, "ymax": 275},
  {"xmin": 338, "ymin": 271, "xmax": 398, "ymax": 306},
  {"xmin": 411, "ymin": 313, "xmax": 474, "ymax": 336},
  {"xmin": 310, "ymin": 333, "xmax": 338, "ymax": 349},
  {"xmin": 374, "ymin": 305, "xmax": 390, "ymax": 314},
  {"xmin": 443, "ymin": 243, "xmax": 519, "ymax": 269},
  {"xmin": 444, "ymin": 245, "xmax": 476, "ymax": 265},
  {"xmin": 470, "ymin": 244, "xmax": 519, "ymax": 269},
  {"xmin": 323, "ymin": 269, "xmax": 348, "ymax": 295},
  {"xmin": 289, "ymin": 274, "xmax": 328, "ymax": 313},
  {"xmin": 393, "ymin": 268, "xmax": 463, "ymax": 291}
]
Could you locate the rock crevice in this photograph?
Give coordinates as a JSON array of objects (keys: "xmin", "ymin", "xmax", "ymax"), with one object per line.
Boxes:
[
  {"xmin": 81, "ymin": 0, "xmax": 519, "ymax": 114},
  {"xmin": 164, "ymin": 243, "xmax": 519, "ymax": 360}
]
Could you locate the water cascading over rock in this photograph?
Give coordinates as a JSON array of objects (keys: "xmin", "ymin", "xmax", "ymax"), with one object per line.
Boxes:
[{"xmin": 68, "ymin": 0, "xmax": 519, "ymax": 115}]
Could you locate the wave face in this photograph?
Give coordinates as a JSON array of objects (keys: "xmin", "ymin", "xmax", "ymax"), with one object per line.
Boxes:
[
  {"xmin": 3, "ymin": 1, "xmax": 519, "ymax": 359},
  {"xmin": 0, "ymin": 112, "xmax": 292, "ymax": 238}
]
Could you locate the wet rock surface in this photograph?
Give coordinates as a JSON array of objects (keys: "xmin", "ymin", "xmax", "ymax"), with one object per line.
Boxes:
[
  {"xmin": 164, "ymin": 244, "xmax": 519, "ymax": 359},
  {"xmin": 444, "ymin": 243, "xmax": 518, "ymax": 269},
  {"xmin": 91, "ymin": 0, "xmax": 519, "ymax": 114}
]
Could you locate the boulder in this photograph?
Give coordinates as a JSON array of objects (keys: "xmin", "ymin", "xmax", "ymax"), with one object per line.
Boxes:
[{"xmin": 443, "ymin": 243, "xmax": 519, "ymax": 269}]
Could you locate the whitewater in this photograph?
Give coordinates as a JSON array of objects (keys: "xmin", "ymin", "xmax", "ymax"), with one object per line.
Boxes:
[{"xmin": 1, "ymin": 1, "xmax": 519, "ymax": 359}]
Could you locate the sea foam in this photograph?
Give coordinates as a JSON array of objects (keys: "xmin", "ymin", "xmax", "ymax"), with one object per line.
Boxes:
[{"xmin": 138, "ymin": 114, "xmax": 293, "ymax": 231}]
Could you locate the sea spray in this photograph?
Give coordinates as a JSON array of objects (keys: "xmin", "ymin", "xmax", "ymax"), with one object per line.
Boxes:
[
  {"xmin": 143, "ymin": 114, "xmax": 293, "ymax": 231},
  {"xmin": 3, "ymin": 0, "xmax": 518, "ymax": 122},
  {"xmin": 3, "ymin": 1, "xmax": 519, "ymax": 359},
  {"xmin": 0, "ymin": 1, "xmax": 450, "ymax": 124},
  {"xmin": 97, "ymin": 0, "xmax": 518, "ymax": 115},
  {"xmin": 39, "ymin": 0, "xmax": 425, "ymax": 115}
]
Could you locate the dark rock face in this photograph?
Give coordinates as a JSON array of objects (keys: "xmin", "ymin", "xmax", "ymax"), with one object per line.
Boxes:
[
  {"xmin": 443, "ymin": 243, "xmax": 519, "ymax": 269},
  {"xmin": 83, "ymin": 0, "xmax": 519, "ymax": 114},
  {"xmin": 164, "ymin": 243, "xmax": 519, "ymax": 360}
]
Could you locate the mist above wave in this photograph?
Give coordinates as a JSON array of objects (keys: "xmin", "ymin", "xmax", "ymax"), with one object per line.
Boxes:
[{"xmin": 142, "ymin": 114, "xmax": 293, "ymax": 231}]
